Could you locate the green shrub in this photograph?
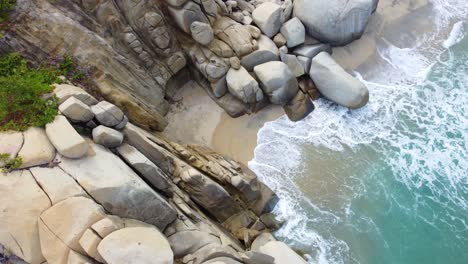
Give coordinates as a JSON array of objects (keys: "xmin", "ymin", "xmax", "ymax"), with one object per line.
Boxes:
[
  {"xmin": 0, "ymin": 153, "xmax": 22, "ymax": 173},
  {"xmin": 0, "ymin": 0, "xmax": 15, "ymax": 23},
  {"xmin": 0, "ymin": 53, "xmax": 60, "ymax": 131}
]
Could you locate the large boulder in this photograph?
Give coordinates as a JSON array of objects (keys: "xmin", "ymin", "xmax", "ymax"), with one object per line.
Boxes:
[
  {"xmin": 98, "ymin": 227, "xmax": 173, "ymax": 264},
  {"xmin": 92, "ymin": 125, "xmax": 124, "ymax": 148},
  {"xmin": 253, "ymin": 61, "xmax": 298, "ymax": 105},
  {"xmin": 18, "ymin": 127, "xmax": 55, "ymax": 168},
  {"xmin": 252, "ymin": 2, "xmax": 282, "ymax": 37},
  {"xmin": 240, "ymin": 35, "xmax": 279, "ymax": 71},
  {"xmin": 226, "ymin": 67, "xmax": 263, "ymax": 104},
  {"xmin": 191, "ymin": 21, "xmax": 214, "ymax": 46},
  {"xmin": 45, "ymin": 115, "xmax": 89, "ymax": 159},
  {"xmin": 57, "ymin": 142, "xmax": 177, "ymax": 229},
  {"xmin": 280, "ymin": 17, "xmax": 305, "ymax": 48},
  {"xmin": 0, "ymin": 170, "xmax": 51, "ymax": 264},
  {"xmin": 309, "ymin": 52, "xmax": 369, "ymax": 108},
  {"xmin": 294, "ymin": 0, "xmax": 375, "ymax": 45},
  {"xmin": 168, "ymin": 1, "xmax": 209, "ymax": 33}
]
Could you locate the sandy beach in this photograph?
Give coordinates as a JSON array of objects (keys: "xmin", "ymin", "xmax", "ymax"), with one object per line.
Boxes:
[{"xmin": 163, "ymin": 0, "xmax": 434, "ymax": 165}]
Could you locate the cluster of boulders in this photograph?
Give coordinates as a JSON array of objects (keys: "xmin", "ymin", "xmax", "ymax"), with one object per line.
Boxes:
[
  {"xmin": 3, "ymin": 0, "xmax": 377, "ymax": 131},
  {"xmin": 0, "ymin": 83, "xmax": 308, "ymax": 263},
  {"xmin": 165, "ymin": 0, "xmax": 374, "ymax": 121}
]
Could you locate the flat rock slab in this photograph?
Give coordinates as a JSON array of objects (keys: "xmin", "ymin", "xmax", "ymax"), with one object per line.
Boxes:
[
  {"xmin": 30, "ymin": 166, "xmax": 88, "ymax": 204},
  {"xmin": 45, "ymin": 115, "xmax": 88, "ymax": 159},
  {"xmin": 0, "ymin": 170, "xmax": 51, "ymax": 264},
  {"xmin": 98, "ymin": 227, "xmax": 173, "ymax": 264},
  {"xmin": 116, "ymin": 143, "xmax": 170, "ymax": 192},
  {"xmin": 0, "ymin": 131, "xmax": 23, "ymax": 167},
  {"xmin": 39, "ymin": 197, "xmax": 106, "ymax": 255},
  {"xmin": 58, "ymin": 141, "xmax": 177, "ymax": 230},
  {"xmin": 18, "ymin": 127, "xmax": 55, "ymax": 168}
]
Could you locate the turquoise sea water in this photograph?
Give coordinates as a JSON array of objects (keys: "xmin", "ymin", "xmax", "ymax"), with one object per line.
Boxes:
[{"xmin": 249, "ymin": 2, "xmax": 467, "ymax": 264}]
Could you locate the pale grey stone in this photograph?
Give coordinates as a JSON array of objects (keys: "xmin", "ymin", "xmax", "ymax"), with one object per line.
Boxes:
[
  {"xmin": 280, "ymin": 17, "xmax": 305, "ymax": 48},
  {"xmin": 45, "ymin": 115, "xmax": 88, "ymax": 159},
  {"xmin": 226, "ymin": 67, "xmax": 264, "ymax": 104},
  {"xmin": 191, "ymin": 21, "xmax": 214, "ymax": 45},
  {"xmin": 294, "ymin": 0, "xmax": 375, "ymax": 45},
  {"xmin": 253, "ymin": 61, "xmax": 298, "ymax": 105},
  {"xmin": 92, "ymin": 125, "xmax": 124, "ymax": 148},
  {"xmin": 252, "ymin": 2, "xmax": 282, "ymax": 37},
  {"xmin": 59, "ymin": 97, "xmax": 94, "ymax": 122},
  {"xmin": 91, "ymin": 101, "xmax": 125, "ymax": 127},
  {"xmin": 280, "ymin": 53, "xmax": 305, "ymax": 77},
  {"xmin": 240, "ymin": 35, "xmax": 279, "ymax": 71},
  {"xmin": 293, "ymin": 44, "xmax": 332, "ymax": 59},
  {"xmin": 309, "ymin": 52, "xmax": 369, "ymax": 108}
]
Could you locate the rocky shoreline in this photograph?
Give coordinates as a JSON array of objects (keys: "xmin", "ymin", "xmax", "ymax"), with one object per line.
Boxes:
[
  {"xmin": 0, "ymin": 82, "xmax": 308, "ymax": 264},
  {"xmin": 0, "ymin": 0, "xmax": 386, "ymax": 263}
]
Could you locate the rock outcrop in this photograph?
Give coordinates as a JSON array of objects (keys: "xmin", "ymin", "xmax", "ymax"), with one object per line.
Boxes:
[
  {"xmin": 2, "ymin": 0, "xmax": 377, "ymax": 125},
  {"xmin": 0, "ymin": 89, "xmax": 305, "ymax": 263}
]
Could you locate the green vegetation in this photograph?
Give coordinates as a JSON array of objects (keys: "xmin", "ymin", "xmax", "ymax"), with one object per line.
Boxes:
[
  {"xmin": 0, "ymin": 53, "xmax": 88, "ymax": 131},
  {"xmin": 0, "ymin": 153, "xmax": 22, "ymax": 173},
  {"xmin": 0, "ymin": 0, "xmax": 15, "ymax": 35},
  {"xmin": 0, "ymin": 53, "xmax": 60, "ymax": 131}
]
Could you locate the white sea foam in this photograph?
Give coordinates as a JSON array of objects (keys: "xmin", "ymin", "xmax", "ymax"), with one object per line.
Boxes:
[
  {"xmin": 249, "ymin": 2, "xmax": 468, "ymax": 263},
  {"xmin": 443, "ymin": 21, "xmax": 465, "ymax": 48}
]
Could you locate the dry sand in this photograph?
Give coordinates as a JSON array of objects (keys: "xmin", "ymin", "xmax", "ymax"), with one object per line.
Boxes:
[{"xmin": 163, "ymin": 0, "xmax": 432, "ymax": 165}]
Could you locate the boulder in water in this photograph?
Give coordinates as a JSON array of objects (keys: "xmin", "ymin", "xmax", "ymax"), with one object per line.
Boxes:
[{"xmin": 309, "ymin": 52, "xmax": 369, "ymax": 108}]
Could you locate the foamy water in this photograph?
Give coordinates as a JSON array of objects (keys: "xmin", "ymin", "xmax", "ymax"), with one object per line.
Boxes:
[{"xmin": 250, "ymin": 1, "xmax": 468, "ymax": 263}]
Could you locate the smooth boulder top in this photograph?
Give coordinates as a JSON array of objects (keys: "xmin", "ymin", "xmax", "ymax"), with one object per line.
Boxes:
[
  {"xmin": 98, "ymin": 227, "xmax": 173, "ymax": 264},
  {"xmin": 309, "ymin": 52, "xmax": 369, "ymax": 109},
  {"xmin": 45, "ymin": 115, "xmax": 89, "ymax": 159},
  {"xmin": 92, "ymin": 125, "xmax": 124, "ymax": 148},
  {"xmin": 294, "ymin": 0, "xmax": 375, "ymax": 45},
  {"xmin": 18, "ymin": 127, "xmax": 55, "ymax": 169},
  {"xmin": 59, "ymin": 97, "xmax": 94, "ymax": 122},
  {"xmin": 226, "ymin": 67, "xmax": 264, "ymax": 104},
  {"xmin": 253, "ymin": 61, "xmax": 298, "ymax": 105},
  {"xmin": 252, "ymin": 2, "xmax": 282, "ymax": 37},
  {"xmin": 240, "ymin": 35, "xmax": 279, "ymax": 71},
  {"xmin": 91, "ymin": 101, "xmax": 125, "ymax": 127}
]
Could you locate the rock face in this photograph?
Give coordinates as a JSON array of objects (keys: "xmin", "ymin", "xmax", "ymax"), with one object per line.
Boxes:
[
  {"xmin": 98, "ymin": 227, "xmax": 173, "ymax": 264},
  {"xmin": 309, "ymin": 52, "xmax": 369, "ymax": 108},
  {"xmin": 0, "ymin": 170, "xmax": 51, "ymax": 264},
  {"xmin": 57, "ymin": 141, "xmax": 177, "ymax": 230},
  {"xmin": 294, "ymin": 0, "xmax": 375, "ymax": 45},
  {"xmin": 1, "ymin": 0, "xmax": 183, "ymax": 131},
  {"xmin": 254, "ymin": 61, "xmax": 298, "ymax": 105},
  {"xmin": 18, "ymin": 127, "xmax": 55, "ymax": 168}
]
